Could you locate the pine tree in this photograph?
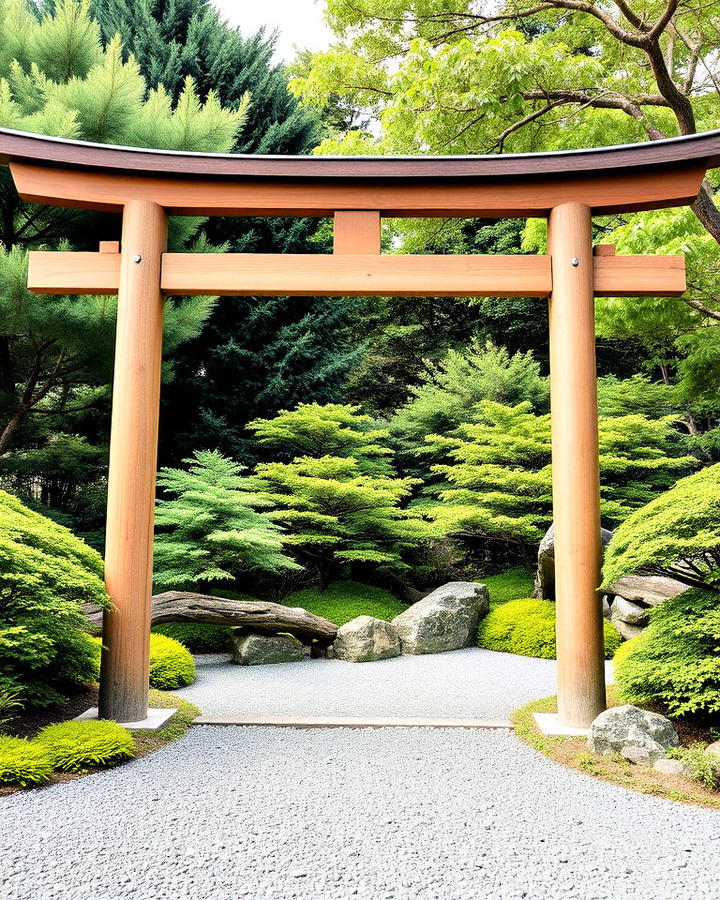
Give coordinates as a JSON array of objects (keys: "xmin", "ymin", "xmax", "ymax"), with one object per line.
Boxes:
[
  {"xmin": 154, "ymin": 450, "xmax": 299, "ymax": 589},
  {"xmin": 428, "ymin": 401, "xmax": 695, "ymax": 550},
  {"xmin": 0, "ymin": 0, "xmax": 245, "ymax": 455},
  {"xmin": 78, "ymin": 0, "xmax": 362, "ymax": 465},
  {"xmin": 249, "ymin": 403, "xmax": 428, "ymax": 582}
]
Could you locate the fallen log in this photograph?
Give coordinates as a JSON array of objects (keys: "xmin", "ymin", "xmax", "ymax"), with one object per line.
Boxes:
[{"xmin": 85, "ymin": 591, "xmax": 338, "ymax": 646}]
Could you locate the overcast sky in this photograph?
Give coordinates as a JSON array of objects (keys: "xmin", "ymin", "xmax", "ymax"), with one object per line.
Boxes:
[{"xmin": 212, "ymin": 0, "xmax": 334, "ymax": 63}]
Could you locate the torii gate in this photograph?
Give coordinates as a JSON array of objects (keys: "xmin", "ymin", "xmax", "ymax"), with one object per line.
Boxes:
[{"xmin": 1, "ymin": 127, "xmax": 718, "ymax": 731}]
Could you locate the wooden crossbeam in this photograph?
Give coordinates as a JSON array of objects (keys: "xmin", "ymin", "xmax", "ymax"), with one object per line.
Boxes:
[{"xmin": 27, "ymin": 250, "xmax": 685, "ymax": 298}]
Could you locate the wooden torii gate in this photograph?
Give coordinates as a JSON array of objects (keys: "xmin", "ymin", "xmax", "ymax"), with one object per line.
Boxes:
[{"xmin": 1, "ymin": 127, "xmax": 718, "ymax": 730}]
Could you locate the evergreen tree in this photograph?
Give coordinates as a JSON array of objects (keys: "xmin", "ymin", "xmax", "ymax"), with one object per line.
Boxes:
[
  {"xmin": 427, "ymin": 401, "xmax": 695, "ymax": 551},
  {"xmin": 249, "ymin": 403, "xmax": 428, "ymax": 582},
  {"xmin": 154, "ymin": 450, "xmax": 298, "ymax": 589},
  {"xmin": 79, "ymin": 0, "xmax": 362, "ymax": 465},
  {"xmin": 0, "ymin": 1, "xmax": 247, "ymax": 534}
]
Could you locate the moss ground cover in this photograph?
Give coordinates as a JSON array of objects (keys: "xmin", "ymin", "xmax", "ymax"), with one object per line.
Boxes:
[
  {"xmin": 482, "ymin": 567, "xmax": 535, "ymax": 607},
  {"xmin": 283, "ymin": 581, "xmax": 407, "ymax": 626}
]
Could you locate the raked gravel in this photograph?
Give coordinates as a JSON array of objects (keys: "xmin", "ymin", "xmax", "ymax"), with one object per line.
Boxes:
[
  {"xmin": 176, "ymin": 647, "xmax": 614, "ymax": 720},
  {"xmin": 2, "ymin": 725, "xmax": 720, "ymax": 900}
]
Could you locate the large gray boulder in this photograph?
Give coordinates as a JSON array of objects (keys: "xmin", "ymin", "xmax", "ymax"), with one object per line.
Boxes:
[
  {"xmin": 534, "ymin": 523, "xmax": 614, "ymax": 600},
  {"xmin": 231, "ymin": 630, "xmax": 305, "ymax": 665},
  {"xmin": 588, "ymin": 705, "xmax": 679, "ymax": 766},
  {"xmin": 391, "ymin": 582, "xmax": 489, "ymax": 655},
  {"xmin": 608, "ymin": 574, "xmax": 687, "ymax": 607},
  {"xmin": 332, "ymin": 616, "xmax": 401, "ymax": 663}
]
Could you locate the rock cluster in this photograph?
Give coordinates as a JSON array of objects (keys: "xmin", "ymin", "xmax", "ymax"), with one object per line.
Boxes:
[{"xmin": 226, "ymin": 581, "xmax": 491, "ymax": 665}]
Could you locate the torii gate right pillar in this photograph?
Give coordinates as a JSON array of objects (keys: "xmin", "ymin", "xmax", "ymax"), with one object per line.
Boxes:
[{"xmin": 548, "ymin": 202, "xmax": 606, "ymax": 729}]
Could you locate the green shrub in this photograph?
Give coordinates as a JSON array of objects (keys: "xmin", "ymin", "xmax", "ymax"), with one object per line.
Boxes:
[
  {"xmin": 0, "ymin": 490, "xmax": 109, "ymax": 707},
  {"xmin": 0, "ymin": 735, "xmax": 54, "ymax": 787},
  {"xmin": 602, "ymin": 464, "xmax": 720, "ymax": 593},
  {"xmin": 147, "ymin": 634, "xmax": 196, "ymax": 690},
  {"xmin": 483, "ymin": 568, "xmax": 535, "ymax": 607},
  {"xmin": 612, "ymin": 635, "xmax": 640, "ymax": 668},
  {"xmin": 152, "ymin": 623, "xmax": 231, "ymax": 653},
  {"xmin": 478, "ymin": 598, "xmax": 622, "ymax": 659},
  {"xmin": 35, "ymin": 720, "xmax": 135, "ymax": 772},
  {"xmin": 614, "ymin": 588, "xmax": 720, "ymax": 720},
  {"xmin": 283, "ymin": 580, "xmax": 406, "ymax": 626}
]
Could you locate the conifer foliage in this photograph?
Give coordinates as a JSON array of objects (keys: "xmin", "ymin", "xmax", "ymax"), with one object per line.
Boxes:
[
  {"xmin": 427, "ymin": 401, "xmax": 694, "ymax": 549},
  {"xmin": 249, "ymin": 404, "xmax": 428, "ymax": 581},
  {"xmin": 154, "ymin": 450, "xmax": 299, "ymax": 589}
]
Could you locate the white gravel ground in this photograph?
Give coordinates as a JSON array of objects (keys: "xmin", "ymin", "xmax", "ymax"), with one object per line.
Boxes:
[
  {"xmin": 176, "ymin": 648, "xmax": 614, "ymax": 719},
  {"xmin": 2, "ymin": 725, "xmax": 720, "ymax": 900},
  {"xmin": 2, "ymin": 651, "xmax": 717, "ymax": 900}
]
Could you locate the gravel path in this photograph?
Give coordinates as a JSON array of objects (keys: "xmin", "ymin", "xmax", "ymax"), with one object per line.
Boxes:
[
  {"xmin": 176, "ymin": 648, "xmax": 614, "ymax": 719},
  {"xmin": 2, "ymin": 724, "xmax": 720, "ymax": 900}
]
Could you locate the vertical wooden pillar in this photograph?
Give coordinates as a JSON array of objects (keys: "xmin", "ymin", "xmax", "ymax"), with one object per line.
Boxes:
[
  {"xmin": 99, "ymin": 200, "xmax": 167, "ymax": 722},
  {"xmin": 547, "ymin": 201, "xmax": 606, "ymax": 729}
]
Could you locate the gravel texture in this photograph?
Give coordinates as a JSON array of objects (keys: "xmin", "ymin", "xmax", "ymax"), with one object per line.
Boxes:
[
  {"xmin": 177, "ymin": 648, "xmax": 614, "ymax": 719},
  {"xmin": 2, "ymin": 725, "xmax": 720, "ymax": 900}
]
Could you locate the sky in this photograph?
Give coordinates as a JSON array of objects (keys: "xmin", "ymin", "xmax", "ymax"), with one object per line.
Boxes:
[{"xmin": 212, "ymin": 0, "xmax": 334, "ymax": 63}]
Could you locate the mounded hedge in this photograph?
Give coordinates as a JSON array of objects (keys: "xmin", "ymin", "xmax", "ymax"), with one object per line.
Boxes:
[
  {"xmin": 478, "ymin": 598, "xmax": 622, "ymax": 659},
  {"xmin": 614, "ymin": 588, "xmax": 720, "ymax": 720},
  {"xmin": 147, "ymin": 633, "xmax": 196, "ymax": 690},
  {"xmin": 0, "ymin": 735, "xmax": 54, "ymax": 787},
  {"xmin": 35, "ymin": 720, "xmax": 135, "ymax": 772},
  {"xmin": 91, "ymin": 633, "xmax": 196, "ymax": 690}
]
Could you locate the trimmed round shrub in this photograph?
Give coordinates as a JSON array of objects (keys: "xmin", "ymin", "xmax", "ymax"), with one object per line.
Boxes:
[
  {"xmin": 614, "ymin": 588, "xmax": 720, "ymax": 721},
  {"xmin": 152, "ymin": 623, "xmax": 231, "ymax": 653},
  {"xmin": 0, "ymin": 735, "xmax": 54, "ymax": 787},
  {"xmin": 148, "ymin": 633, "xmax": 196, "ymax": 690},
  {"xmin": 477, "ymin": 598, "xmax": 622, "ymax": 659},
  {"xmin": 35, "ymin": 720, "xmax": 135, "ymax": 772}
]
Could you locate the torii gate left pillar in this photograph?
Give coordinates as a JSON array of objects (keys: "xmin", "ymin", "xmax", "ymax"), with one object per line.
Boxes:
[
  {"xmin": 100, "ymin": 201, "xmax": 167, "ymax": 721},
  {"xmin": 2, "ymin": 126, "xmax": 711, "ymax": 730}
]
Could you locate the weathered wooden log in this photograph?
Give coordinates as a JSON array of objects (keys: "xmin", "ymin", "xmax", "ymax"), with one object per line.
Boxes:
[{"xmin": 85, "ymin": 591, "xmax": 338, "ymax": 646}]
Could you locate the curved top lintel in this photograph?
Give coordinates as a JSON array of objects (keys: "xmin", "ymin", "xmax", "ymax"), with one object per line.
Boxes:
[{"xmin": 0, "ymin": 126, "xmax": 717, "ymax": 217}]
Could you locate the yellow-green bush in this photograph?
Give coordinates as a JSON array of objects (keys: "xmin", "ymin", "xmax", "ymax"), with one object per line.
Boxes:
[
  {"xmin": 0, "ymin": 735, "xmax": 54, "ymax": 787},
  {"xmin": 90, "ymin": 633, "xmax": 196, "ymax": 689},
  {"xmin": 613, "ymin": 634, "xmax": 641, "ymax": 668},
  {"xmin": 478, "ymin": 598, "xmax": 622, "ymax": 659},
  {"xmin": 147, "ymin": 633, "xmax": 196, "ymax": 690},
  {"xmin": 35, "ymin": 720, "xmax": 135, "ymax": 772}
]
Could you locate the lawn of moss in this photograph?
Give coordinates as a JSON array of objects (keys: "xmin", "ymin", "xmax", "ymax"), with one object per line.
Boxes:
[
  {"xmin": 282, "ymin": 580, "xmax": 407, "ymax": 626},
  {"xmin": 0, "ymin": 688, "xmax": 199, "ymax": 797},
  {"xmin": 512, "ymin": 688, "xmax": 720, "ymax": 809},
  {"xmin": 482, "ymin": 567, "xmax": 535, "ymax": 608}
]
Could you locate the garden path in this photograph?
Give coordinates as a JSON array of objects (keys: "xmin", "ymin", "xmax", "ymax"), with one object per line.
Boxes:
[
  {"xmin": 177, "ymin": 647, "xmax": 610, "ymax": 720},
  {"xmin": 3, "ymin": 723, "xmax": 720, "ymax": 899},
  {"xmin": 3, "ymin": 652, "xmax": 719, "ymax": 900}
]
